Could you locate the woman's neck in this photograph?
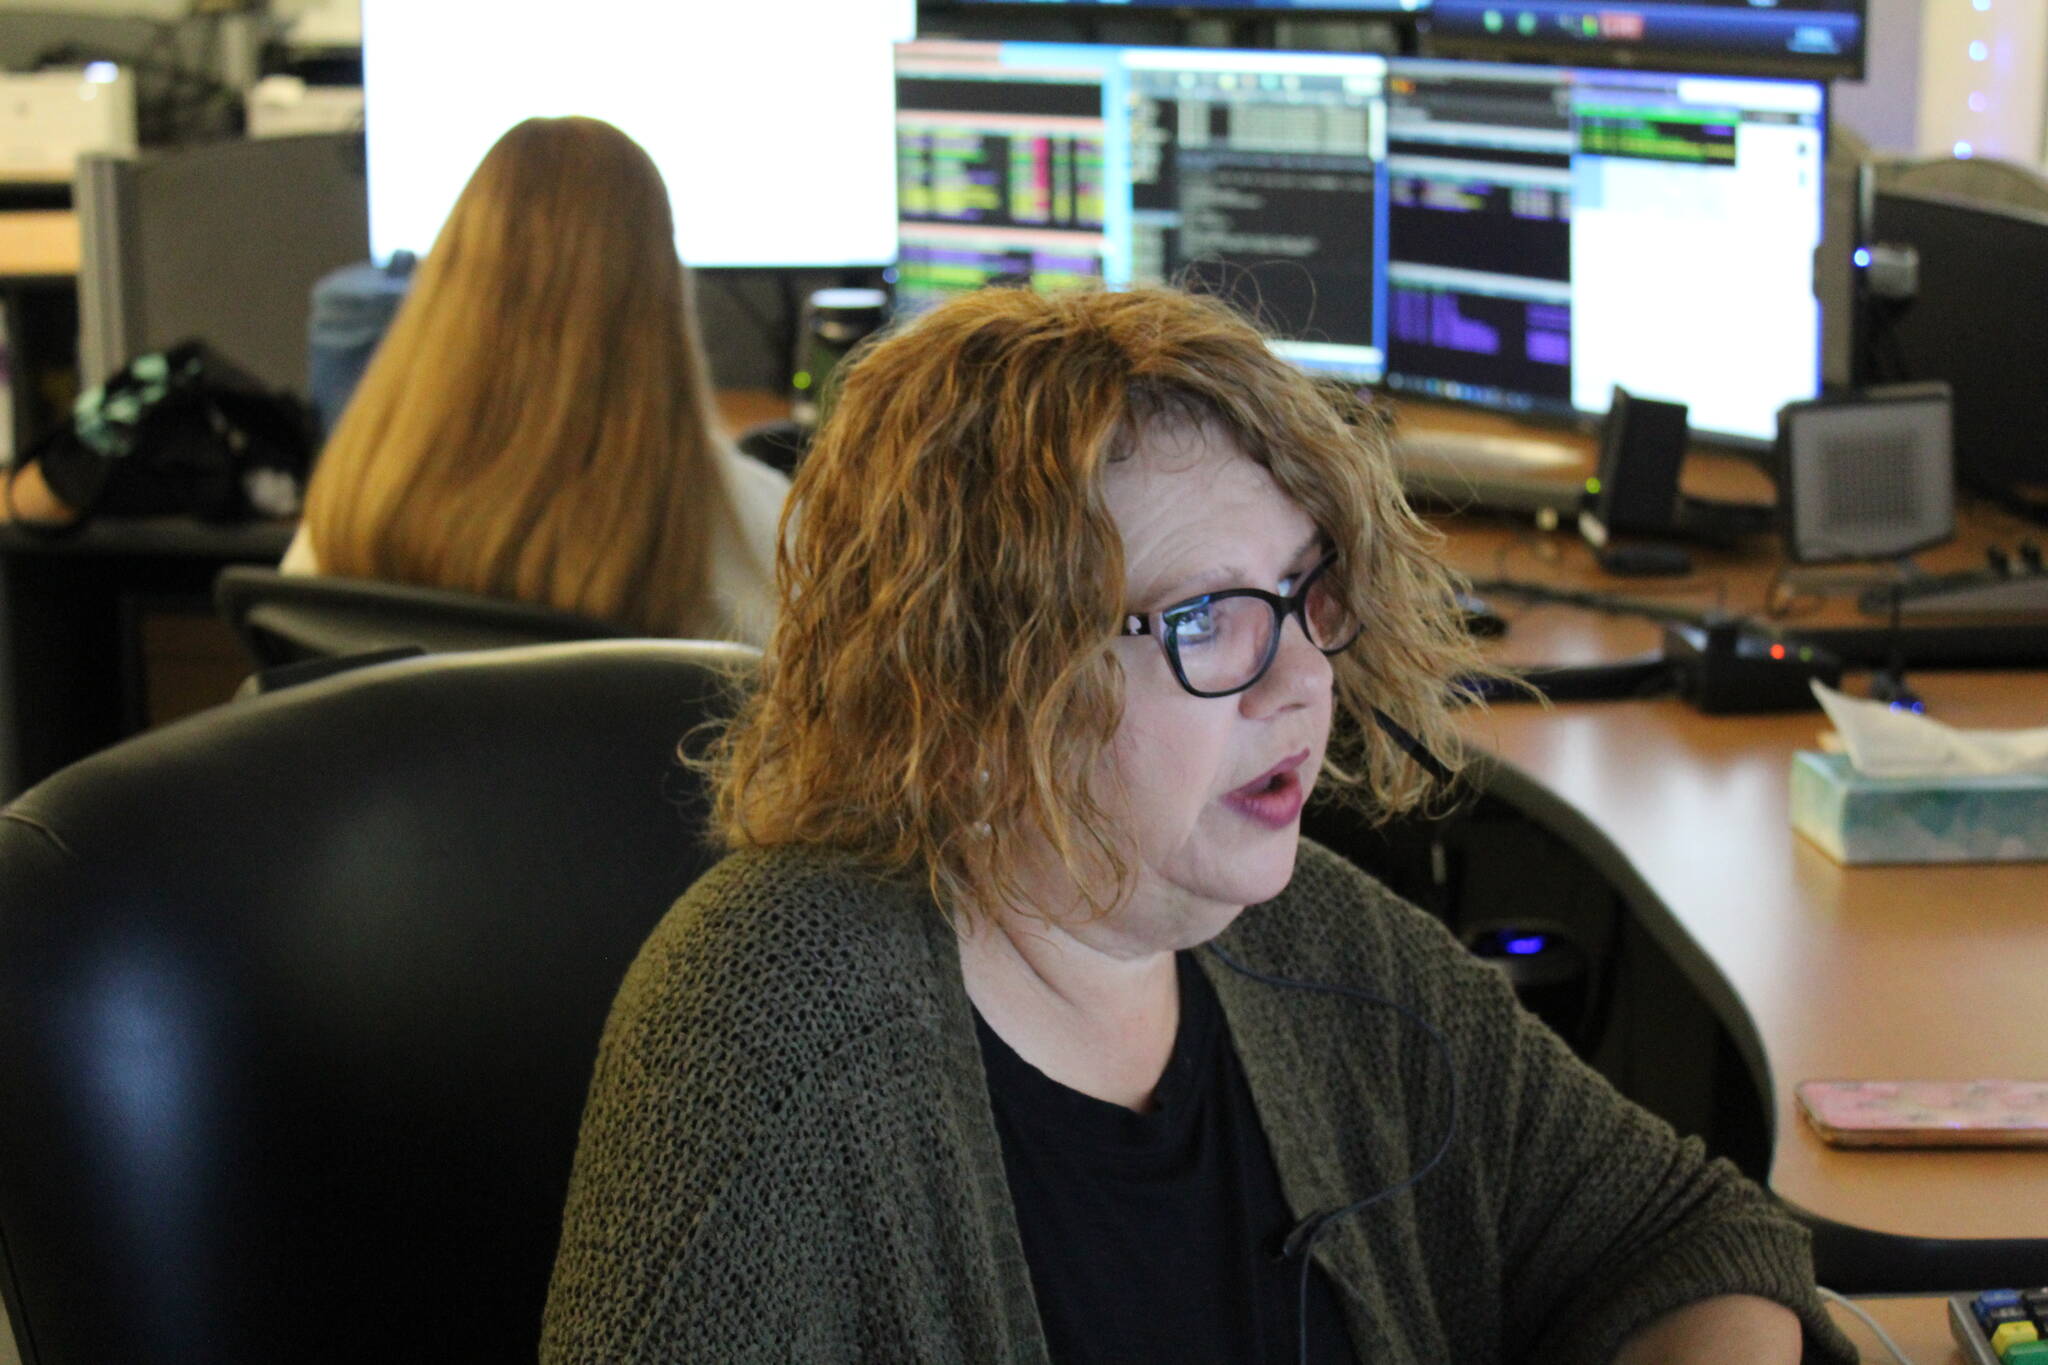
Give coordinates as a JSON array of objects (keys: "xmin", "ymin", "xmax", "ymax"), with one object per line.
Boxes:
[{"xmin": 958, "ymin": 911, "xmax": 1182, "ymax": 1112}]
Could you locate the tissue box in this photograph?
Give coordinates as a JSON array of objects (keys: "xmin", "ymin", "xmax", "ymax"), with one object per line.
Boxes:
[{"xmin": 1790, "ymin": 750, "xmax": 2048, "ymax": 865}]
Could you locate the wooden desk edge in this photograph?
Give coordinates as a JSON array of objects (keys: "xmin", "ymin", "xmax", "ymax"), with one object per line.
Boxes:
[
  {"xmin": 1470, "ymin": 752, "xmax": 1781, "ymax": 1142},
  {"xmin": 0, "ymin": 208, "xmax": 80, "ymax": 279}
]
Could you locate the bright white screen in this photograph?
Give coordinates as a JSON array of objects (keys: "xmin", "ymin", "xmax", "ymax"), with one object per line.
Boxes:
[
  {"xmin": 361, "ymin": 0, "xmax": 912, "ymax": 268},
  {"xmin": 1569, "ymin": 78, "xmax": 1825, "ymax": 444}
]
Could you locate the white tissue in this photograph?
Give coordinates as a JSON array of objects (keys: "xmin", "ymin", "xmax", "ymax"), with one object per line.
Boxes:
[{"xmin": 1811, "ymin": 681, "xmax": 2048, "ymax": 779}]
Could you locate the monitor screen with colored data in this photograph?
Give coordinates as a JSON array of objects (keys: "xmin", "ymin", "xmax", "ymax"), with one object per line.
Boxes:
[
  {"xmin": 894, "ymin": 40, "xmax": 1391, "ymax": 383},
  {"xmin": 1380, "ymin": 57, "xmax": 1825, "ymax": 444},
  {"xmin": 893, "ymin": 43, "xmax": 1824, "ymax": 444}
]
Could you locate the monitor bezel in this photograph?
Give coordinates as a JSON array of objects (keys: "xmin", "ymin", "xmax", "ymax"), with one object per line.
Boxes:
[{"xmin": 1418, "ymin": 0, "xmax": 1867, "ymax": 81}]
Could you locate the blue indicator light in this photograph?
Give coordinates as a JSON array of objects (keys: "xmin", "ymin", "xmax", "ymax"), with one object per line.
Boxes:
[
  {"xmin": 1853, "ymin": 247, "xmax": 1871, "ymax": 268},
  {"xmin": 1504, "ymin": 935, "xmax": 1547, "ymax": 956}
]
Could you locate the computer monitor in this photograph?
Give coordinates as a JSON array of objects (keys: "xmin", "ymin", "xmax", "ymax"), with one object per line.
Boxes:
[
  {"xmin": 894, "ymin": 40, "xmax": 1390, "ymax": 381},
  {"xmin": 894, "ymin": 42, "xmax": 1119, "ymax": 311},
  {"xmin": 1380, "ymin": 58, "xmax": 1826, "ymax": 445},
  {"xmin": 1423, "ymin": 0, "xmax": 1865, "ymax": 79},
  {"xmin": 360, "ymin": 0, "xmax": 911, "ymax": 269},
  {"xmin": 895, "ymin": 44, "xmax": 1823, "ymax": 446},
  {"xmin": 1872, "ymin": 188, "xmax": 2048, "ymax": 515}
]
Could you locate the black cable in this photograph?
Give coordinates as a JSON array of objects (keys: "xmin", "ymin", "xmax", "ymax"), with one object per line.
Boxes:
[
  {"xmin": 1370, "ymin": 705, "xmax": 1452, "ymax": 785},
  {"xmin": 1886, "ymin": 580, "xmax": 1904, "ymax": 682},
  {"xmin": 1204, "ymin": 942, "xmax": 1461, "ymax": 1365},
  {"xmin": 1463, "ymin": 654, "xmax": 1677, "ymax": 704},
  {"xmin": 1866, "ymin": 582, "xmax": 1923, "ymax": 710},
  {"xmin": 1467, "ymin": 576, "xmax": 1717, "ymax": 627},
  {"xmin": 776, "ymin": 274, "xmax": 805, "ymax": 387}
]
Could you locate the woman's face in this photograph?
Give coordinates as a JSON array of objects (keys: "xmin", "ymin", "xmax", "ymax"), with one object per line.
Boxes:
[{"xmin": 1083, "ymin": 419, "xmax": 1337, "ymax": 954}]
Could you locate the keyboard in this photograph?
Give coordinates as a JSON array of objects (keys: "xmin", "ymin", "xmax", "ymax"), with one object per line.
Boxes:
[
  {"xmin": 1951, "ymin": 1289, "xmax": 2048, "ymax": 1363},
  {"xmin": 1859, "ymin": 566, "xmax": 2048, "ymax": 618}
]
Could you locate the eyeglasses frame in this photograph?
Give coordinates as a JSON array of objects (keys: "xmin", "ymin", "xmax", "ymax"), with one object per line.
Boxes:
[{"xmin": 1118, "ymin": 551, "xmax": 1363, "ymax": 700}]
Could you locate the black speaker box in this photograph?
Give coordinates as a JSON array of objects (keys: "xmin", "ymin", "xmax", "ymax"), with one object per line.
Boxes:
[
  {"xmin": 1583, "ymin": 387, "xmax": 1690, "ymax": 542},
  {"xmin": 1777, "ymin": 382, "xmax": 1955, "ymax": 564}
]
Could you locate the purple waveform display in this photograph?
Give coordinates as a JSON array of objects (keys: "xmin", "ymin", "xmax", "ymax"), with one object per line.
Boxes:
[
  {"xmin": 1392, "ymin": 289, "xmax": 1500, "ymax": 357},
  {"xmin": 1509, "ymin": 186, "xmax": 1566, "ymax": 221},
  {"xmin": 905, "ymin": 246, "xmax": 1003, "ymax": 267},
  {"xmin": 900, "ymin": 244, "xmax": 1101, "ymax": 279},
  {"xmin": 1033, "ymin": 252, "xmax": 1102, "ymax": 275},
  {"xmin": 1525, "ymin": 302, "xmax": 1570, "ymax": 366}
]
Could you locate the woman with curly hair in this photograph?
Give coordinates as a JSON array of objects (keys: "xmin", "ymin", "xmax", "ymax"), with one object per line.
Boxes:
[{"xmin": 543, "ymin": 286, "xmax": 1852, "ymax": 1365}]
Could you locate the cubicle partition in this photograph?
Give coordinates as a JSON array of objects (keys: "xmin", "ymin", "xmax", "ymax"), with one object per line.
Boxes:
[{"xmin": 76, "ymin": 132, "xmax": 368, "ymax": 397}]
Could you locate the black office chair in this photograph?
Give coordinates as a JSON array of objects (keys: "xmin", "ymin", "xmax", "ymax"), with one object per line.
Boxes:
[
  {"xmin": 734, "ymin": 415, "xmax": 812, "ymax": 478},
  {"xmin": 1310, "ymin": 755, "xmax": 2048, "ymax": 1294},
  {"xmin": 0, "ymin": 639, "xmax": 755, "ymax": 1364},
  {"xmin": 214, "ymin": 564, "xmax": 634, "ymax": 670}
]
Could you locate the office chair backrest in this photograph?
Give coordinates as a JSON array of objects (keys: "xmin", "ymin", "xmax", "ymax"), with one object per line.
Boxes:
[
  {"xmin": 215, "ymin": 564, "xmax": 634, "ymax": 670},
  {"xmin": 0, "ymin": 640, "xmax": 755, "ymax": 1364}
]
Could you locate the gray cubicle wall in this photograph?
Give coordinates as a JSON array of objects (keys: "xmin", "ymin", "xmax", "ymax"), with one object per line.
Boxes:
[{"xmin": 77, "ymin": 133, "xmax": 369, "ymax": 398}]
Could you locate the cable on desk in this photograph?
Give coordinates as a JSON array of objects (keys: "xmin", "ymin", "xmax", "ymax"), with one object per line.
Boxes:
[
  {"xmin": 1469, "ymin": 576, "xmax": 1722, "ymax": 627},
  {"xmin": 1816, "ymin": 1286, "xmax": 1917, "ymax": 1365},
  {"xmin": 1460, "ymin": 653, "xmax": 1675, "ymax": 705},
  {"xmin": 1489, "ymin": 527, "xmax": 1569, "ymax": 583},
  {"xmin": 1764, "ymin": 563, "xmax": 1833, "ymax": 621}
]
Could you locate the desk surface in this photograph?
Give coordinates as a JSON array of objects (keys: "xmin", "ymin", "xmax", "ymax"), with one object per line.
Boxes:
[
  {"xmin": 0, "ymin": 209, "xmax": 78, "ymax": 279},
  {"xmin": 0, "ymin": 517, "xmax": 294, "ymax": 560},
  {"xmin": 1417, "ymin": 404, "xmax": 2048, "ymax": 1252},
  {"xmin": 1831, "ymin": 1296, "xmax": 1968, "ymax": 1363}
]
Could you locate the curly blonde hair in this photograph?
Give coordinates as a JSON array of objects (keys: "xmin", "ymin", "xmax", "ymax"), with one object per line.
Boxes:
[{"xmin": 707, "ymin": 286, "xmax": 1491, "ymax": 920}]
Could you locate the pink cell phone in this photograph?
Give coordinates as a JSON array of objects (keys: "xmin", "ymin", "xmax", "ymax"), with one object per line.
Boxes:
[{"xmin": 1796, "ymin": 1079, "xmax": 2048, "ymax": 1148}]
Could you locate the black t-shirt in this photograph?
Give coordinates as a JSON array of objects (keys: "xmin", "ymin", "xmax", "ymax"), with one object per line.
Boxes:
[{"xmin": 974, "ymin": 951, "xmax": 1357, "ymax": 1365}]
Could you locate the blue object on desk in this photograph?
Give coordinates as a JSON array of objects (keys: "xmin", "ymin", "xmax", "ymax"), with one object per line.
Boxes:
[
  {"xmin": 1789, "ymin": 750, "xmax": 2048, "ymax": 865},
  {"xmin": 307, "ymin": 254, "xmax": 414, "ymax": 440}
]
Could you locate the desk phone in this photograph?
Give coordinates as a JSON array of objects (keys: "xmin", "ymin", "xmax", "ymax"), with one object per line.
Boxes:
[{"xmin": 1952, "ymin": 1289, "xmax": 2048, "ymax": 1363}]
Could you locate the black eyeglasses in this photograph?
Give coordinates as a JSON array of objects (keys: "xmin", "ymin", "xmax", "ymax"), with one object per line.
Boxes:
[{"xmin": 1120, "ymin": 551, "xmax": 1363, "ymax": 699}]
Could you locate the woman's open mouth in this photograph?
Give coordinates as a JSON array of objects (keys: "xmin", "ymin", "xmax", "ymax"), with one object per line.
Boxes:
[{"xmin": 1223, "ymin": 750, "xmax": 1310, "ymax": 829}]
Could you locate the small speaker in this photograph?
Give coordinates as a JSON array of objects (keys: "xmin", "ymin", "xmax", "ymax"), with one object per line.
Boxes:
[
  {"xmin": 1778, "ymin": 382, "xmax": 1954, "ymax": 564},
  {"xmin": 1580, "ymin": 386, "xmax": 1690, "ymax": 545}
]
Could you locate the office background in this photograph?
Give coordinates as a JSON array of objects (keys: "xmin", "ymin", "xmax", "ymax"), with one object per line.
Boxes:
[{"xmin": 1, "ymin": 1, "xmax": 2046, "ymax": 1362}]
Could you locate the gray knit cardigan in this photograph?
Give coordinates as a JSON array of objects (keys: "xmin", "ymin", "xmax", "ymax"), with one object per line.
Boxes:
[{"xmin": 542, "ymin": 840, "xmax": 1856, "ymax": 1364}]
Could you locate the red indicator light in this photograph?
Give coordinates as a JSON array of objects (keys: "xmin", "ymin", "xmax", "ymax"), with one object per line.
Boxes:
[{"xmin": 1769, "ymin": 644, "xmax": 1786, "ymax": 660}]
